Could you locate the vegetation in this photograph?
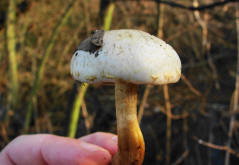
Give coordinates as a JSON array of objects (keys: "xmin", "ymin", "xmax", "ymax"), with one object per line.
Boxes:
[{"xmin": 0, "ymin": 0, "xmax": 238, "ymax": 164}]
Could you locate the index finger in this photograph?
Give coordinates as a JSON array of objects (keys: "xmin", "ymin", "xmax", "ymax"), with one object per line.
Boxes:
[{"xmin": 0, "ymin": 134, "xmax": 112, "ymax": 165}]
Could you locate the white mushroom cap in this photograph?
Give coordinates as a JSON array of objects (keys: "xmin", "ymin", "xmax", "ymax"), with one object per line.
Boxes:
[{"xmin": 70, "ymin": 29, "xmax": 181, "ymax": 85}]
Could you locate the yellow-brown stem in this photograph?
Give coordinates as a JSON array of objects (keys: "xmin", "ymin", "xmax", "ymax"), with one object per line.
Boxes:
[{"xmin": 112, "ymin": 81, "xmax": 145, "ymax": 165}]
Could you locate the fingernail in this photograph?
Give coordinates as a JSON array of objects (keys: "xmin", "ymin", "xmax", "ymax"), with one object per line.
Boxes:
[
  {"xmin": 112, "ymin": 136, "xmax": 118, "ymax": 143},
  {"xmin": 80, "ymin": 142, "xmax": 100, "ymax": 152}
]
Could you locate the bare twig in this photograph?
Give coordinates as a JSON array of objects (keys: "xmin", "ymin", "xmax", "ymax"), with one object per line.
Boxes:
[
  {"xmin": 225, "ymin": 2, "xmax": 239, "ymax": 165},
  {"xmin": 182, "ymin": 108, "xmax": 189, "ymax": 164},
  {"xmin": 166, "ymin": 22, "xmax": 199, "ymax": 42},
  {"xmin": 116, "ymin": 0, "xmax": 236, "ymax": 11},
  {"xmin": 156, "ymin": 3, "xmax": 164, "ymax": 38},
  {"xmin": 171, "ymin": 150, "xmax": 189, "ymax": 165},
  {"xmin": 181, "ymin": 74, "xmax": 201, "ymax": 96},
  {"xmin": 81, "ymin": 99, "xmax": 94, "ymax": 133},
  {"xmin": 193, "ymin": 0, "xmax": 220, "ymax": 90},
  {"xmin": 163, "ymin": 85, "xmax": 172, "ymax": 165},
  {"xmin": 193, "ymin": 137, "xmax": 239, "ymax": 158},
  {"xmin": 138, "ymin": 85, "xmax": 152, "ymax": 123},
  {"xmin": 156, "ymin": 105, "xmax": 189, "ymax": 120}
]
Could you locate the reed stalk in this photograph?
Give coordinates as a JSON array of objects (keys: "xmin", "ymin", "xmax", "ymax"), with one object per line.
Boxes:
[
  {"xmin": 24, "ymin": 0, "xmax": 75, "ymax": 132},
  {"xmin": 7, "ymin": 0, "xmax": 18, "ymax": 111},
  {"xmin": 68, "ymin": 83, "xmax": 88, "ymax": 138},
  {"xmin": 103, "ymin": 3, "xmax": 115, "ymax": 31}
]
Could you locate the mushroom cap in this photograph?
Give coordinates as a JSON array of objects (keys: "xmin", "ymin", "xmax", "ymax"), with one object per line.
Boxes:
[{"xmin": 70, "ymin": 29, "xmax": 181, "ymax": 85}]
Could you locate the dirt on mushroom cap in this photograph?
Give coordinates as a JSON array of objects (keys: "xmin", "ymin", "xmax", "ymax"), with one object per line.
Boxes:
[{"xmin": 70, "ymin": 29, "xmax": 181, "ymax": 85}]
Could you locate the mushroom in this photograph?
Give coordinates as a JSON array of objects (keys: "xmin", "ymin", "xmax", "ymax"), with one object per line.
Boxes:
[{"xmin": 70, "ymin": 29, "xmax": 181, "ymax": 165}]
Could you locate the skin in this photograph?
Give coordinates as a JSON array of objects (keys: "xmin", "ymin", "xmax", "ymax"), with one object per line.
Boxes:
[{"xmin": 0, "ymin": 132, "xmax": 117, "ymax": 165}]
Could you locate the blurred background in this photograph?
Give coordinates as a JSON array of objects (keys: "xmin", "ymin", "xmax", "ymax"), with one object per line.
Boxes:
[{"xmin": 0, "ymin": 0, "xmax": 239, "ymax": 164}]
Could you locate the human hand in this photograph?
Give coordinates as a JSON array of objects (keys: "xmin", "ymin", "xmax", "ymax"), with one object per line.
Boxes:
[{"xmin": 0, "ymin": 132, "xmax": 118, "ymax": 165}]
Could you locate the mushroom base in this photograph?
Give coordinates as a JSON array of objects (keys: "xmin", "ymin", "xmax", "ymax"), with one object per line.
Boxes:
[{"xmin": 112, "ymin": 81, "xmax": 145, "ymax": 165}]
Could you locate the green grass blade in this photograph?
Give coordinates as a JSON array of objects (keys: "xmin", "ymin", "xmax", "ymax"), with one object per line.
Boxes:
[
  {"xmin": 7, "ymin": 0, "xmax": 18, "ymax": 111},
  {"xmin": 68, "ymin": 83, "xmax": 88, "ymax": 138},
  {"xmin": 103, "ymin": 3, "xmax": 115, "ymax": 31},
  {"xmin": 24, "ymin": 0, "xmax": 75, "ymax": 132}
]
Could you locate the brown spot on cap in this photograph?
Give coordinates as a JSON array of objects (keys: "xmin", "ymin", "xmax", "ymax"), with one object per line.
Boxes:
[
  {"xmin": 151, "ymin": 75, "xmax": 159, "ymax": 82},
  {"xmin": 86, "ymin": 76, "xmax": 97, "ymax": 81}
]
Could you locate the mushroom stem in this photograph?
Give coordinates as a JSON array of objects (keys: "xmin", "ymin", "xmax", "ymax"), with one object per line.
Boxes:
[{"xmin": 113, "ymin": 81, "xmax": 145, "ymax": 165}]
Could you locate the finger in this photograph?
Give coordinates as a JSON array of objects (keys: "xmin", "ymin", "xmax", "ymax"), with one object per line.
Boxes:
[
  {"xmin": 1, "ymin": 135, "xmax": 49, "ymax": 165},
  {"xmin": 0, "ymin": 151, "xmax": 15, "ymax": 165},
  {"xmin": 79, "ymin": 132, "xmax": 118, "ymax": 156},
  {"xmin": 41, "ymin": 135, "xmax": 112, "ymax": 165},
  {"xmin": 1, "ymin": 134, "xmax": 112, "ymax": 165}
]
